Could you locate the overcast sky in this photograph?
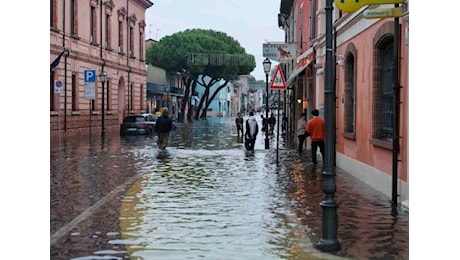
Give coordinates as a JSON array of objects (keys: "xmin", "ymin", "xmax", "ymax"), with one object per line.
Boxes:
[{"xmin": 145, "ymin": 0, "xmax": 285, "ymax": 81}]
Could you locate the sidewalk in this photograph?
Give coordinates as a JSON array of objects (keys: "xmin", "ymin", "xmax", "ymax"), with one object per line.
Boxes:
[{"xmin": 247, "ymin": 112, "xmax": 409, "ymax": 259}]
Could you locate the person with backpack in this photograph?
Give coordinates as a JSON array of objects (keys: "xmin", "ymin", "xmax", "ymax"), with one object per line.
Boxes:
[{"xmin": 155, "ymin": 107, "xmax": 173, "ymax": 149}]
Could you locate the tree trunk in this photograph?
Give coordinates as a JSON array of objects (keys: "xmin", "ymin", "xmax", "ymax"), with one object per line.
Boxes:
[
  {"xmin": 199, "ymin": 80, "xmax": 229, "ymax": 118},
  {"xmin": 180, "ymin": 77, "xmax": 191, "ymax": 123},
  {"xmin": 186, "ymin": 80, "xmax": 197, "ymax": 122}
]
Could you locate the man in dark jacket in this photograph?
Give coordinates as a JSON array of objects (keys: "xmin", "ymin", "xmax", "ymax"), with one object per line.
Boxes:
[
  {"xmin": 268, "ymin": 113, "xmax": 276, "ymax": 135},
  {"xmin": 244, "ymin": 111, "xmax": 259, "ymax": 151},
  {"xmin": 235, "ymin": 112, "xmax": 244, "ymax": 137},
  {"xmin": 154, "ymin": 107, "xmax": 173, "ymax": 149}
]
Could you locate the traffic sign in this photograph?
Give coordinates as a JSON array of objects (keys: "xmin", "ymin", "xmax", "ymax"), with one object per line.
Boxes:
[
  {"xmin": 84, "ymin": 70, "xmax": 96, "ymax": 82},
  {"xmin": 270, "ymin": 66, "xmax": 287, "ymax": 90},
  {"xmin": 363, "ymin": 7, "xmax": 403, "ymax": 19},
  {"xmin": 54, "ymin": 80, "xmax": 63, "ymax": 94},
  {"xmin": 334, "ymin": 0, "xmax": 404, "ymax": 13},
  {"xmin": 84, "ymin": 69, "xmax": 96, "ymax": 100}
]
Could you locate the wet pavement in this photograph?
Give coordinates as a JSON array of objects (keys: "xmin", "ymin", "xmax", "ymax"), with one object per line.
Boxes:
[{"xmin": 50, "ymin": 114, "xmax": 408, "ymax": 259}]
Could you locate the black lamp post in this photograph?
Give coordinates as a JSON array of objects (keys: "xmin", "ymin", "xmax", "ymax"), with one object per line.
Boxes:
[
  {"xmin": 263, "ymin": 58, "xmax": 272, "ymax": 149},
  {"xmin": 99, "ymin": 71, "xmax": 107, "ymax": 138},
  {"xmin": 316, "ymin": 0, "xmax": 340, "ymax": 252}
]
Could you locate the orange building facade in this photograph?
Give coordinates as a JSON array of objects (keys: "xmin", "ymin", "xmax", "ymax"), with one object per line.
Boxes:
[{"xmin": 50, "ymin": 0, "xmax": 153, "ymax": 140}]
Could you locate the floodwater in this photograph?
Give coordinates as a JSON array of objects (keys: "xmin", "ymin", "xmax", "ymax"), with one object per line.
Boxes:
[{"xmin": 50, "ymin": 115, "xmax": 408, "ymax": 260}]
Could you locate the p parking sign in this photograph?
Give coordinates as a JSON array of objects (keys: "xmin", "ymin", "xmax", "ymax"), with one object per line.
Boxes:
[{"xmin": 84, "ymin": 69, "xmax": 96, "ymax": 100}]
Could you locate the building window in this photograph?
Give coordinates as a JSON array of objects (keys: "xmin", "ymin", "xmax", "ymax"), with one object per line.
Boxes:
[
  {"xmin": 130, "ymin": 83, "xmax": 134, "ymax": 110},
  {"xmin": 118, "ymin": 20, "xmax": 123, "ymax": 52},
  {"xmin": 106, "ymin": 80, "xmax": 111, "ymax": 111},
  {"xmin": 105, "ymin": 14, "xmax": 111, "ymax": 48},
  {"xmin": 90, "ymin": 5, "xmax": 96, "ymax": 44},
  {"xmin": 140, "ymin": 84, "xmax": 144, "ymax": 111},
  {"xmin": 72, "ymin": 74, "xmax": 78, "ymax": 111},
  {"xmin": 50, "ymin": 0, "xmax": 55, "ymax": 27},
  {"xmin": 380, "ymin": 42, "xmax": 394, "ymax": 140},
  {"xmin": 139, "ymin": 31, "xmax": 144, "ymax": 60},
  {"xmin": 344, "ymin": 44, "xmax": 357, "ymax": 135},
  {"xmin": 129, "ymin": 26, "xmax": 134, "ymax": 57},
  {"xmin": 310, "ymin": 0, "xmax": 316, "ymax": 41},
  {"xmin": 372, "ymin": 22, "xmax": 395, "ymax": 142},
  {"xmin": 70, "ymin": 0, "xmax": 77, "ymax": 35},
  {"xmin": 50, "ymin": 73, "xmax": 56, "ymax": 111}
]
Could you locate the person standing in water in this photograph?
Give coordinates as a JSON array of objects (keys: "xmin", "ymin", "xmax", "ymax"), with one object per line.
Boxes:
[{"xmin": 244, "ymin": 111, "xmax": 259, "ymax": 151}]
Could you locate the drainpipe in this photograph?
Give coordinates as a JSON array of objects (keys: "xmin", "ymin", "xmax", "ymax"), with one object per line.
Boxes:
[
  {"xmin": 63, "ymin": 0, "xmax": 67, "ymax": 132},
  {"xmin": 333, "ymin": 25, "xmax": 337, "ymax": 166},
  {"xmin": 126, "ymin": 0, "xmax": 131, "ymax": 113},
  {"xmin": 100, "ymin": 0, "xmax": 106, "ymax": 138},
  {"xmin": 392, "ymin": 4, "xmax": 401, "ymax": 214}
]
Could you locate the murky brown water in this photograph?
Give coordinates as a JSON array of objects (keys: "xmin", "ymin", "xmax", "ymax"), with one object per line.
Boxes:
[{"xmin": 51, "ymin": 115, "xmax": 408, "ymax": 260}]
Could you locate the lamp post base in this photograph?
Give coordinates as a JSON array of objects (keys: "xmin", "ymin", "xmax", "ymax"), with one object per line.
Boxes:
[{"xmin": 316, "ymin": 238, "xmax": 340, "ymax": 252}]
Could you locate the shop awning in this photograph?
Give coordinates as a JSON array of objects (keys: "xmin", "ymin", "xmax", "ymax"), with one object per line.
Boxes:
[
  {"xmin": 285, "ymin": 63, "xmax": 309, "ymax": 86},
  {"xmin": 285, "ymin": 47, "xmax": 315, "ymax": 86},
  {"xmin": 296, "ymin": 47, "xmax": 314, "ymax": 63}
]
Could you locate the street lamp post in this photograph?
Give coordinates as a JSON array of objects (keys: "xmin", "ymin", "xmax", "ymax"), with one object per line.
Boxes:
[
  {"xmin": 263, "ymin": 58, "xmax": 272, "ymax": 149},
  {"xmin": 317, "ymin": 0, "xmax": 340, "ymax": 252},
  {"xmin": 99, "ymin": 71, "xmax": 107, "ymax": 138}
]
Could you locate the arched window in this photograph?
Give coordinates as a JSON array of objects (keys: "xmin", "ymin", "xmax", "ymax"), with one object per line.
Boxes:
[
  {"xmin": 344, "ymin": 43, "xmax": 357, "ymax": 135},
  {"xmin": 372, "ymin": 22, "xmax": 394, "ymax": 142}
]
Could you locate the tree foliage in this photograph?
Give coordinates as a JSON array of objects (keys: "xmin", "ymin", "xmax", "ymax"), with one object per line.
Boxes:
[{"xmin": 146, "ymin": 29, "xmax": 256, "ymax": 121}]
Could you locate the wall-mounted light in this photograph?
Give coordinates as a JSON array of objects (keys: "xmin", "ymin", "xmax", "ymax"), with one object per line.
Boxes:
[
  {"xmin": 297, "ymin": 98, "xmax": 302, "ymax": 104},
  {"xmin": 336, "ymin": 54, "xmax": 344, "ymax": 66}
]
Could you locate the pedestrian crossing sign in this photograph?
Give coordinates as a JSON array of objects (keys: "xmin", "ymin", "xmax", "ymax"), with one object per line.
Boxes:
[{"xmin": 270, "ymin": 65, "xmax": 287, "ymax": 90}]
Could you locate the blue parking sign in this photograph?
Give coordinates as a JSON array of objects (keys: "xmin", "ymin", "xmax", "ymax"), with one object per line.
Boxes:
[{"xmin": 84, "ymin": 70, "xmax": 96, "ymax": 83}]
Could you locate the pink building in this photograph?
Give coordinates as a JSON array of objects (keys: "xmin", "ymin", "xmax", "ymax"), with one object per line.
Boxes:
[
  {"xmin": 279, "ymin": 0, "xmax": 409, "ymax": 209},
  {"xmin": 50, "ymin": 0, "xmax": 153, "ymax": 139}
]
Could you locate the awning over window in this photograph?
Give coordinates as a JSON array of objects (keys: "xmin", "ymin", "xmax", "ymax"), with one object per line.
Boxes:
[
  {"xmin": 285, "ymin": 47, "xmax": 315, "ymax": 86},
  {"xmin": 285, "ymin": 62, "xmax": 309, "ymax": 86},
  {"xmin": 296, "ymin": 47, "xmax": 314, "ymax": 63}
]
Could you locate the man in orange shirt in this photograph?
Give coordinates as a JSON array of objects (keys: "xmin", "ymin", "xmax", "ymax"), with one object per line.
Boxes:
[{"xmin": 306, "ymin": 109, "xmax": 325, "ymax": 164}]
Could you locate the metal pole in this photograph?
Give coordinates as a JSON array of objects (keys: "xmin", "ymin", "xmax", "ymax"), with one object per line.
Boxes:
[
  {"xmin": 100, "ymin": 0, "xmax": 105, "ymax": 139},
  {"xmin": 58, "ymin": 93, "xmax": 61, "ymax": 145},
  {"xmin": 102, "ymin": 79, "xmax": 105, "ymax": 138},
  {"xmin": 392, "ymin": 3, "xmax": 401, "ymax": 213},
  {"xmin": 317, "ymin": 0, "xmax": 340, "ymax": 252},
  {"xmin": 89, "ymin": 102, "xmax": 92, "ymax": 143},
  {"xmin": 276, "ymin": 90, "xmax": 280, "ymax": 166},
  {"xmin": 265, "ymin": 72, "xmax": 270, "ymax": 149}
]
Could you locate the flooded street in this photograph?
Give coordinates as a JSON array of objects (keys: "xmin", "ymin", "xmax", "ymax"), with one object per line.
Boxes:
[{"xmin": 50, "ymin": 115, "xmax": 408, "ymax": 260}]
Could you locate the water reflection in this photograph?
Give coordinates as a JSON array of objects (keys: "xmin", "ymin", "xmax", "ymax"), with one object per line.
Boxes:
[{"xmin": 51, "ymin": 116, "xmax": 408, "ymax": 260}]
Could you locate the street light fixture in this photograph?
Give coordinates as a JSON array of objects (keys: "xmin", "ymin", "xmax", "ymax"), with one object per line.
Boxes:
[
  {"xmin": 263, "ymin": 57, "xmax": 272, "ymax": 149},
  {"xmin": 99, "ymin": 71, "xmax": 107, "ymax": 138}
]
